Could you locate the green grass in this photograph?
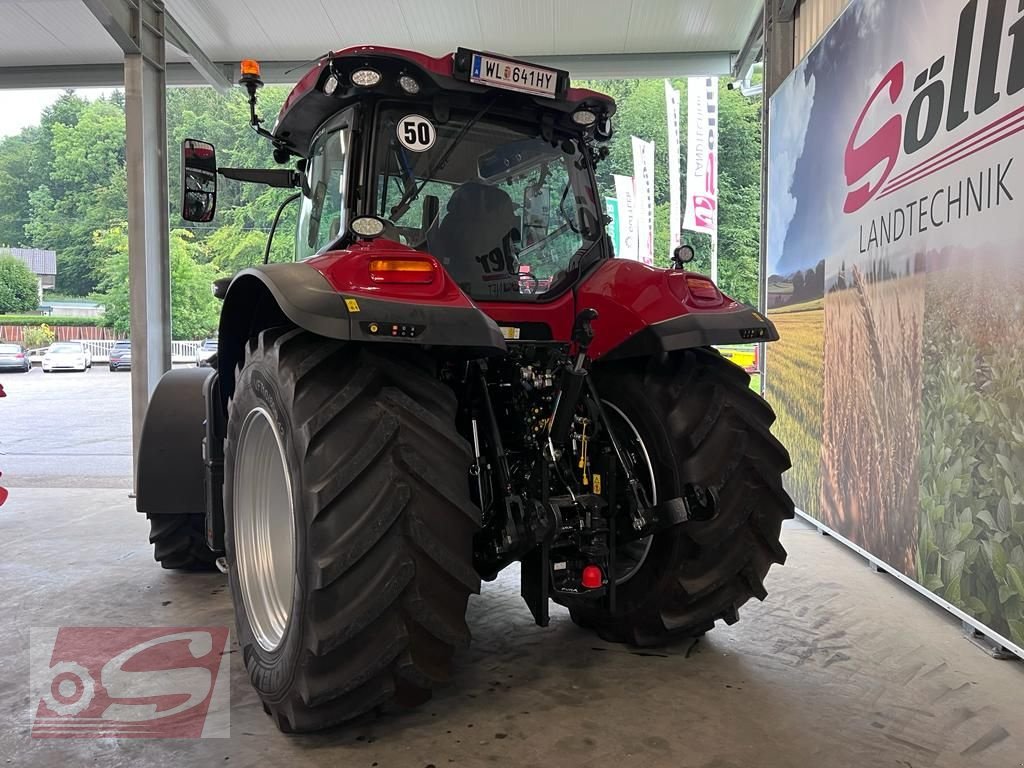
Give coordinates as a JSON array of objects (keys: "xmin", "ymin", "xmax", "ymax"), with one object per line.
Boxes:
[{"xmin": 769, "ymin": 297, "xmax": 825, "ymax": 314}]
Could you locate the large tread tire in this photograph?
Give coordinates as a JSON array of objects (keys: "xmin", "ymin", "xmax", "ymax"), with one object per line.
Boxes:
[
  {"xmin": 224, "ymin": 328, "xmax": 480, "ymax": 733},
  {"xmin": 561, "ymin": 347, "xmax": 794, "ymax": 647},
  {"xmin": 147, "ymin": 513, "xmax": 218, "ymax": 570}
]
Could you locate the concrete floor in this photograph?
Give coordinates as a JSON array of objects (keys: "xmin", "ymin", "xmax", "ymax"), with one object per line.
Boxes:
[
  {"xmin": 1, "ymin": 368, "xmax": 1022, "ymax": 766},
  {"xmin": 1, "ymin": 488, "xmax": 1021, "ymax": 767}
]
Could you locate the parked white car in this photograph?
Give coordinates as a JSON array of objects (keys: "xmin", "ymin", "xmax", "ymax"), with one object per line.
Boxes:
[{"xmin": 41, "ymin": 341, "xmax": 92, "ymax": 373}]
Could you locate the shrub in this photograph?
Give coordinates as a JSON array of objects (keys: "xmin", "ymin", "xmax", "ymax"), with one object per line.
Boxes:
[{"xmin": 23, "ymin": 324, "xmax": 55, "ymax": 349}]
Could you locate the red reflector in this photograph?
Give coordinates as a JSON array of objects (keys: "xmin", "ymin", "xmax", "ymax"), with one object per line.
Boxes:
[
  {"xmin": 685, "ymin": 276, "xmax": 722, "ymax": 302},
  {"xmin": 581, "ymin": 565, "xmax": 603, "ymax": 590},
  {"xmin": 368, "ymin": 258, "xmax": 436, "ymax": 284}
]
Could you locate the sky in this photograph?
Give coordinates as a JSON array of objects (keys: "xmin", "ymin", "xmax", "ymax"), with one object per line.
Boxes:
[{"xmin": 0, "ymin": 88, "xmax": 116, "ymax": 139}]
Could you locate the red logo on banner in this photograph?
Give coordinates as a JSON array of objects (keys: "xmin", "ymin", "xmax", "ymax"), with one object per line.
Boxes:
[
  {"xmin": 844, "ymin": 0, "xmax": 1024, "ymax": 213},
  {"xmin": 31, "ymin": 627, "xmax": 230, "ymax": 738}
]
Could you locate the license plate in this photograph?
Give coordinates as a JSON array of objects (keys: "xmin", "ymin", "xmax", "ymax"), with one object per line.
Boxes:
[{"xmin": 470, "ymin": 53, "xmax": 559, "ymax": 98}]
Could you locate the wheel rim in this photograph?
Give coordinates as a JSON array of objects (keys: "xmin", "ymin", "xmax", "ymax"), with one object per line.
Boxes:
[
  {"xmin": 602, "ymin": 401, "xmax": 656, "ymax": 585},
  {"xmin": 233, "ymin": 407, "xmax": 296, "ymax": 652}
]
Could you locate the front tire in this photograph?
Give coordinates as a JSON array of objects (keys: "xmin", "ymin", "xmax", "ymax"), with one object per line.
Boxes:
[
  {"xmin": 561, "ymin": 348, "xmax": 794, "ymax": 646},
  {"xmin": 224, "ymin": 329, "xmax": 480, "ymax": 733}
]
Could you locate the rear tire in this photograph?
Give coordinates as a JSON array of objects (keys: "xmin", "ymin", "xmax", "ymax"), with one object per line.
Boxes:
[
  {"xmin": 147, "ymin": 513, "xmax": 218, "ymax": 570},
  {"xmin": 224, "ymin": 329, "xmax": 480, "ymax": 733},
  {"xmin": 560, "ymin": 348, "xmax": 794, "ymax": 646}
]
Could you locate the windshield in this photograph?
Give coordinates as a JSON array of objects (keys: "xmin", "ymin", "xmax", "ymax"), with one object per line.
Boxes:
[
  {"xmin": 296, "ymin": 113, "xmax": 353, "ymax": 260},
  {"xmin": 50, "ymin": 343, "xmax": 81, "ymax": 353},
  {"xmin": 0, "ymin": 344, "xmax": 20, "ymax": 353},
  {"xmin": 372, "ymin": 105, "xmax": 602, "ymax": 301}
]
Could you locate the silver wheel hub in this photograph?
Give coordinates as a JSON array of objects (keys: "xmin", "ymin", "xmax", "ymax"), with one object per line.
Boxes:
[{"xmin": 233, "ymin": 407, "xmax": 296, "ymax": 652}]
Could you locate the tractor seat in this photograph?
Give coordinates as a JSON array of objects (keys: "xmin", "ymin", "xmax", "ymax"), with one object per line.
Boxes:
[{"xmin": 427, "ymin": 182, "xmax": 520, "ymax": 297}]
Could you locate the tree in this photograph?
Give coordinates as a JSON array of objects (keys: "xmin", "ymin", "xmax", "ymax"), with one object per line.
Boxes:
[
  {"xmin": 577, "ymin": 76, "xmax": 764, "ymax": 306},
  {"xmin": 98, "ymin": 226, "xmax": 219, "ymax": 339},
  {"xmin": 24, "ymin": 97, "xmax": 127, "ymax": 295},
  {"xmin": 0, "ymin": 255, "xmax": 39, "ymax": 313}
]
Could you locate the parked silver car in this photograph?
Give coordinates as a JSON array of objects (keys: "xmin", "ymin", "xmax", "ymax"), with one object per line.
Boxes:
[{"xmin": 0, "ymin": 343, "xmax": 31, "ymax": 373}]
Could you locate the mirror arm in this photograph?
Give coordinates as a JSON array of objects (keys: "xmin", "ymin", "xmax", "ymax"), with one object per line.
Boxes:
[
  {"xmin": 218, "ymin": 167, "xmax": 299, "ymax": 188},
  {"xmin": 264, "ymin": 192, "xmax": 302, "ymax": 264}
]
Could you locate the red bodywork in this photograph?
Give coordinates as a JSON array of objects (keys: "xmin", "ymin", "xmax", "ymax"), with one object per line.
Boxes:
[{"xmin": 308, "ymin": 240, "xmax": 741, "ymax": 361}]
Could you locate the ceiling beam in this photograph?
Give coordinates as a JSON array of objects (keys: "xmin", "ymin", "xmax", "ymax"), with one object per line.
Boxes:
[
  {"xmin": 777, "ymin": 0, "xmax": 800, "ymax": 22},
  {"xmin": 732, "ymin": 6, "xmax": 765, "ymax": 79},
  {"xmin": 80, "ymin": 0, "xmax": 140, "ymax": 55},
  {"xmin": 81, "ymin": 0, "xmax": 230, "ymax": 92},
  {"xmin": 164, "ymin": 15, "xmax": 232, "ymax": 93}
]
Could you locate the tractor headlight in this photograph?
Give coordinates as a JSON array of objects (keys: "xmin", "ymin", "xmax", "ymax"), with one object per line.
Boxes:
[
  {"xmin": 350, "ymin": 68, "xmax": 382, "ymax": 87},
  {"xmin": 398, "ymin": 75, "xmax": 420, "ymax": 94},
  {"xmin": 571, "ymin": 109, "xmax": 597, "ymax": 126},
  {"xmin": 351, "ymin": 216, "xmax": 386, "ymax": 239}
]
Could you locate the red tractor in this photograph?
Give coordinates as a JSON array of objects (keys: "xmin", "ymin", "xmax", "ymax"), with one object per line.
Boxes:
[{"xmin": 137, "ymin": 47, "xmax": 794, "ymax": 733}]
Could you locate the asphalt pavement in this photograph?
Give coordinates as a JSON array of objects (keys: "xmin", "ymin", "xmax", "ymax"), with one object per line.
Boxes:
[{"xmin": 0, "ymin": 366, "xmax": 135, "ymax": 488}]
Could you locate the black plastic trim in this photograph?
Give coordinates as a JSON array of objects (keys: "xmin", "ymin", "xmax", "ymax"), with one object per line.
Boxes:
[
  {"xmin": 601, "ymin": 305, "xmax": 780, "ymax": 361},
  {"xmin": 351, "ymin": 295, "xmax": 507, "ymax": 352},
  {"xmin": 228, "ymin": 263, "xmax": 351, "ymax": 340}
]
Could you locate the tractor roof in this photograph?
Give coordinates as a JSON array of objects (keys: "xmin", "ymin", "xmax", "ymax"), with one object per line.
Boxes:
[{"xmin": 272, "ymin": 46, "xmax": 616, "ymax": 157}]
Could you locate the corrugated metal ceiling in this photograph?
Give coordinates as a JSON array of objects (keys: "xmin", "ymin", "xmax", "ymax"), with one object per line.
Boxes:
[{"xmin": 0, "ymin": 0, "xmax": 761, "ymax": 71}]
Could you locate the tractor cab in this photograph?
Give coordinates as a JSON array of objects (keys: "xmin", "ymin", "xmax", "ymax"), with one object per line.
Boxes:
[{"xmin": 200, "ymin": 47, "xmax": 616, "ymax": 304}]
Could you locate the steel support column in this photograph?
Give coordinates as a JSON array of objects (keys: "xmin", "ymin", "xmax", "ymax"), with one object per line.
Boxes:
[
  {"xmin": 85, "ymin": 0, "xmax": 172, "ymax": 480},
  {"xmin": 759, "ymin": 1, "xmax": 797, "ymax": 395}
]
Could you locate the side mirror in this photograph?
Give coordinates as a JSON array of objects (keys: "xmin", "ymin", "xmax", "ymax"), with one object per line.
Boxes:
[
  {"xmin": 521, "ymin": 185, "xmax": 551, "ymax": 248},
  {"xmin": 181, "ymin": 139, "xmax": 217, "ymax": 222},
  {"xmin": 672, "ymin": 244, "xmax": 695, "ymax": 268}
]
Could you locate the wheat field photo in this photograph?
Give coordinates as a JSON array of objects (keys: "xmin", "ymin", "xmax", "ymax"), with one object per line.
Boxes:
[
  {"xmin": 766, "ymin": 301, "xmax": 824, "ymax": 515},
  {"xmin": 821, "ymin": 267, "xmax": 924, "ymax": 576}
]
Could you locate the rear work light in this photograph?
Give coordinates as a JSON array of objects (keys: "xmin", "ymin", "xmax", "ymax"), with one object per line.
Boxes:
[
  {"xmin": 685, "ymin": 276, "xmax": 722, "ymax": 303},
  {"xmin": 368, "ymin": 258, "xmax": 436, "ymax": 284}
]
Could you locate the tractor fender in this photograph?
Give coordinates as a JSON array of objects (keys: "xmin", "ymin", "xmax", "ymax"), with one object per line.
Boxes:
[
  {"xmin": 136, "ymin": 367, "xmax": 214, "ymax": 516},
  {"xmin": 575, "ymin": 259, "xmax": 779, "ymax": 361},
  {"xmin": 217, "ymin": 260, "xmax": 507, "ymax": 402}
]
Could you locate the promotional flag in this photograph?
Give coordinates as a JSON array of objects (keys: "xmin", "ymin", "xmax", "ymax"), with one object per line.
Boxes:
[
  {"xmin": 683, "ymin": 77, "xmax": 719, "ymax": 276},
  {"xmin": 631, "ymin": 136, "xmax": 656, "ymax": 266},
  {"xmin": 604, "ymin": 197, "xmax": 621, "ymax": 256},
  {"xmin": 612, "ymin": 174, "xmax": 638, "ymax": 261},
  {"xmin": 665, "ymin": 80, "xmax": 682, "ymax": 260}
]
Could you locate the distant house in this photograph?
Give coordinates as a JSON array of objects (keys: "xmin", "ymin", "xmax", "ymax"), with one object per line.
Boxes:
[
  {"xmin": 0, "ymin": 248, "xmax": 57, "ymax": 303},
  {"xmin": 39, "ymin": 299, "xmax": 105, "ymax": 319}
]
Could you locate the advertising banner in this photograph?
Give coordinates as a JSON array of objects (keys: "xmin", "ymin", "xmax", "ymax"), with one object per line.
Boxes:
[
  {"xmin": 612, "ymin": 174, "xmax": 638, "ymax": 261},
  {"xmin": 766, "ymin": 0, "xmax": 1024, "ymax": 656},
  {"xmin": 604, "ymin": 197, "xmax": 620, "ymax": 257},
  {"xmin": 631, "ymin": 137, "xmax": 656, "ymax": 265},
  {"xmin": 683, "ymin": 76, "xmax": 719, "ymax": 239},
  {"xmin": 665, "ymin": 80, "xmax": 682, "ymax": 260}
]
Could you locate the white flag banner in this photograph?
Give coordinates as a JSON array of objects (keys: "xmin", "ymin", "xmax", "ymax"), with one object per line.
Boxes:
[
  {"xmin": 631, "ymin": 136, "xmax": 656, "ymax": 266},
  {"xmin": 683, "ymin": 77, "xmax": 719, "ymax": 240},
  {"xmin": 665, "ymin": 80, "xmax": 682, "ymax": 260},
  {"xmin": 612, "ymin": 174, "xmax": 638, "ymax": 261}
]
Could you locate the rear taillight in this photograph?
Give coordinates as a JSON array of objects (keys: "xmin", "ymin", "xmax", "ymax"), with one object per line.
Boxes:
[
  {"xmin": 14, "ymin": 353, "xmax": 23, "ymax": 359},
  {"xmin": 685, "ymin": 276, "xmax": 722, "ymax": 303},
  {"xmin": 368, "ymin": 258, "xmax": 436, "ymax": 284}
]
